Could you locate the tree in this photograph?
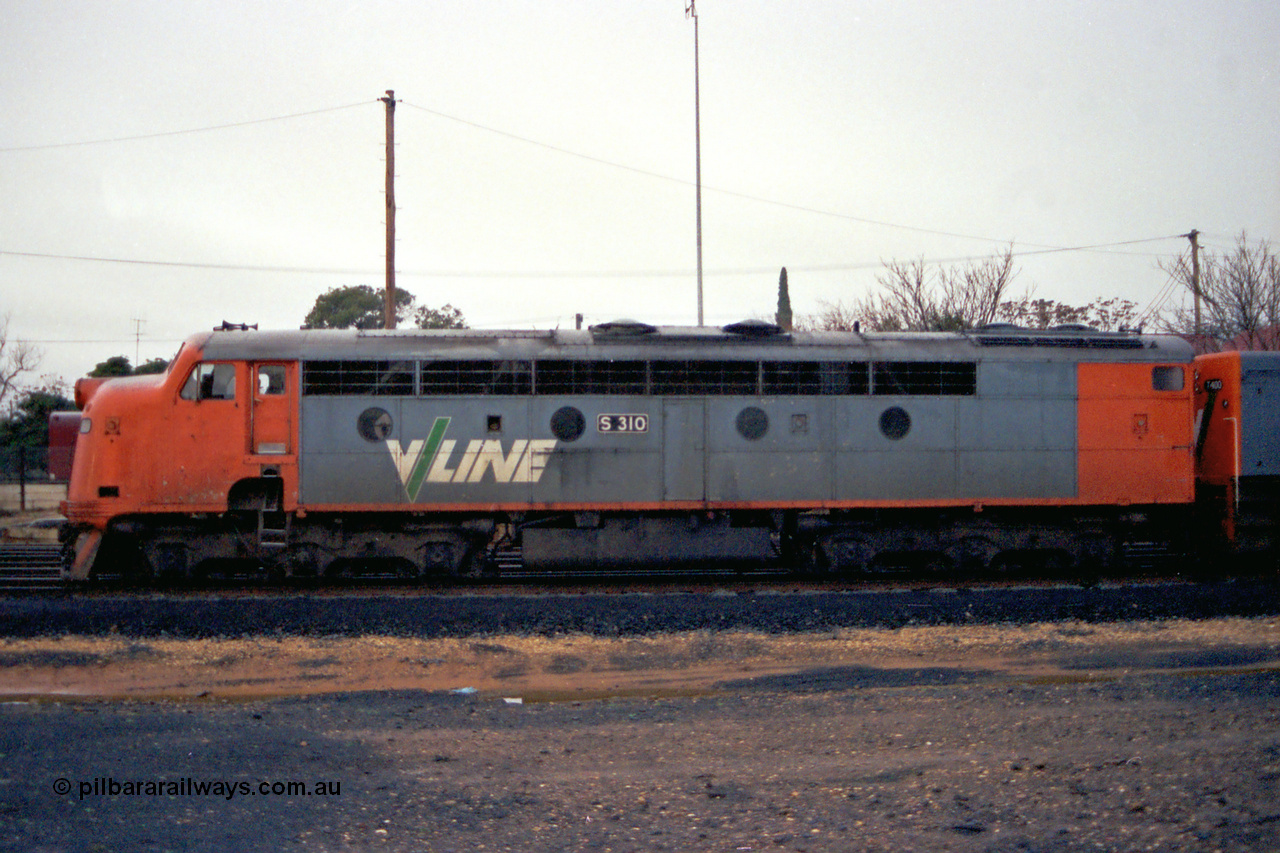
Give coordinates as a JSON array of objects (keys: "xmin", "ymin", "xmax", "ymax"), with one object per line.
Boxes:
[
  {"xmin": 996, "ymin": 297, "xmax": 1138, "ymax": 331},
  {"xmin": 0, "ymin": 314, "xmax": 42, "ymax": 413},
  {"xmin": 88, "ymin": 355, "xmax": 170, "ymax": 377},
  {"xmin": 795, "ymin": 300, "xmax": 861, "ymax": 333},
  {"xmin": 303, "ymin": 285, "xmax": 416, "ymax": 330},
  {"xmin": 0, "ymin": 384, "xmax": 75, "ymax": 453},
  {"xmin": 89, "ymin": 356, "xmax": 134, "ymax": 377},
  {"xmin": 135, "ymin": 357, "xmax": 170, "ymax": 375},
  {"xmin": 414, "ymin": 303, "xmax": 468, "ymax": 330},
  {"xmin": 1160, "ymin": 232, "xmax": 1280, "ymax": 350},
  {"xmin": 801, "ymin": 247, "xmax": 1019, "ymax": 332},
  {"xmin": 775, "ymin": 267, "xmax": 793, "ymax": 331}
]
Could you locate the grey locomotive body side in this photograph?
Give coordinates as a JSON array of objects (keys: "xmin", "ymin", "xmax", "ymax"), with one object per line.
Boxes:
[
  {"xmin": 290, "ymin": 327, "xmax": 1173, "ymax": 509},
  {"xmin": 207, "ymin": 322, "xmax": 1190, "ymax": 574}
]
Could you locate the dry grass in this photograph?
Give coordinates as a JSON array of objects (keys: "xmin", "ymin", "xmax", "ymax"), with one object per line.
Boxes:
[{"xmin": 1, "ymin": 617, "xmax": 1276, "ymax": 702}]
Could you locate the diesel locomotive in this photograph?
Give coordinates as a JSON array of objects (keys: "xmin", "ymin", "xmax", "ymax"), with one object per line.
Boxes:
[
  {"xmin": 56, "ymin": 319, "xmax": 1274, "ymax": 581},
  {"xmin": 1192, "ymin": 350, "xmax": 1280, "ymax": 563}
]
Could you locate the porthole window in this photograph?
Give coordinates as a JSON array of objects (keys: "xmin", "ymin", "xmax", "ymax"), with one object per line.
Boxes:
[
  {"xmin": 357, "ymin": 407, "xmax": 394, "ymax": 442},
  {"xmin": 736, "ymin": 406, "xmax": 768, "ymax": 441},
  {"xmin": 879, "ymin": 406, "xmax": 911, "ymax": 440},
  {"xmin": 550, "ymin": 406, "xmax": 586, "ymax": 442}
]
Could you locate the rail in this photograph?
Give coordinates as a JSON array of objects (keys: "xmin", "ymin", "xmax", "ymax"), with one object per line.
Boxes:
[{"xmin": 0, "ymin": 544, "xmax": 62, "ymax": 591}]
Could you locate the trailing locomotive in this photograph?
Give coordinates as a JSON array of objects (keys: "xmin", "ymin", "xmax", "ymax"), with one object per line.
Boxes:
[
  {"xmin": 60, "ymin": 320, "xmax": 1212, "ymax": 581},
  {"xmin": 1193, "ymin": 350, "xmax": 1280, "ymax": 562}
]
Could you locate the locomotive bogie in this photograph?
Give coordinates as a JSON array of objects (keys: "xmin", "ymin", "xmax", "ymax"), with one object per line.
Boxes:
[
  {"xmin": 83, "ymin": 512, "xmax": 495, "ymax": 581},
  {"xmin": 803, "ymin": 506, "xmax": 1173, "ymax": 577}
]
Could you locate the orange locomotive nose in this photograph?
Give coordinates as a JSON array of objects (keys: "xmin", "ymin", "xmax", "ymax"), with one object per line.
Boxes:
[{"xmin": 74, "ymin": 376, "xmax": 110, "ymax": 409}]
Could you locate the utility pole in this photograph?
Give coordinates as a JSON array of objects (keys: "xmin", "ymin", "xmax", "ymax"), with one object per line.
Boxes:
[
  {"xmin": 381, "ymin": 90, "xmax": 397, "ymax": 329},
  {"xmin": 687, "ymin": 1, "xmax": 703, "ymax": 326},
  {"xmin": 1187, "ymin": 229, "xmax": 1201, "ymax": 336},
  {"xmin": 131, "ymin": 317, "xmax": 143, "ymax": 367}
]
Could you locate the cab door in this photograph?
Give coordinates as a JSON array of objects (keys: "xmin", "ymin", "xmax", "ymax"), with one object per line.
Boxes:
[
  {"xmin": 250, "ymin": 363, "xmax": 294, "ymax": 456},
  {"xmin": 161, "ymin": 361, "xmax": 246, "ymax": 507}
]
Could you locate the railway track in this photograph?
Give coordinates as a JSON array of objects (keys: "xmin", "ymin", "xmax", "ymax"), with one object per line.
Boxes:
[
  {"xmin": 0, "ymin": 544, "xmax": 63, "ymax": 591},
  {"xmin": 1, "ymin": 574, "xmax": 1277, "ymax": 640}
]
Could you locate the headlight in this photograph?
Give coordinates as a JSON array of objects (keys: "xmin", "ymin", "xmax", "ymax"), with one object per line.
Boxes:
[{"xmin": 79, "ymin": 418, "xmax": 92, "ymax": 434}]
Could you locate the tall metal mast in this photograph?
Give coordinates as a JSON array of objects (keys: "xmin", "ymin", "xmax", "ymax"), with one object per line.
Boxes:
[
  {"xmin": 687, "ymin": 2, "xmax": 703, "ymax": 326},
  {"xmin": 381, "ymin": 90, "xmax": 397, "ymax": 329}
]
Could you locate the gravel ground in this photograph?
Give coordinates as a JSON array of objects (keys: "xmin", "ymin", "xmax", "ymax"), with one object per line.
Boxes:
[
  {"xmin": 2, "ymin": 579, "xmax": 1278, "ymax": 852},
  {"xmin": 3, "ymin": 668, "xmax": 1279, "ymax": 852}
]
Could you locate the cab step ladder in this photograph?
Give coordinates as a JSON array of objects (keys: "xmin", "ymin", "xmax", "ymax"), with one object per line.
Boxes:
[{"xmin": 257, "ymin": 491, "xmax": 289, "ymax": 553}]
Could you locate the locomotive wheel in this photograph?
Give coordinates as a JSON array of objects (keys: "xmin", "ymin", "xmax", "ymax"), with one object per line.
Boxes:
[
  {"xmin": 921, "ymin": 553, "xmax": 956, "ymax": 575},
  {"xmin": 1041, "ymin": 549, "xmax": 1074, "ymax": 578},
  {"xmin": 951, "ymin": 536, "xmax": 998, "ymax": 574},
  {"xmin": 323, "ymin": 559, "xmax": 358, "ymax": 580},
  {"xmin": 1074, "ymin": 556, "xmax": 1104, "ymax": 588},
  {"xmin": 393, "ymin": 558, "xmax": 425, "ymax": 582},
  {"xmin": 816, "ymin": 534, "xmax": 875, "ymax": 575},
  {"xmin": 114, "ymin": 538, "xmax": 155, "ymax": 587},
  {"xmin": 987, "ymin": 552, "xmax": 1020, "ymax": 577},
  {"xmin": 452, "ymin": 546, "xmax": 495, "ymax": 581}
]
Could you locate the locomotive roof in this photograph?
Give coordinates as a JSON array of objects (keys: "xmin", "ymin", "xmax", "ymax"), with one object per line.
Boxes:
[{"xmin": 193, "ymin": 323, "xmax": 1194, "ymax": 364}]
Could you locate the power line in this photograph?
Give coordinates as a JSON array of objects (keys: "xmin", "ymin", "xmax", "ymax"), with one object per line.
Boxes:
[
  {"xmin": 1, "ymin": 238, "xmax": 1183, "ymax": 280},
  {"xmin": 1135, "ymin": 270, "xmax": 1182, "ymax": 328},
  {"xmin": 20, "ymin": 337, "xmax": 187, "ymax": 345},
  {"xmin": 0, "ymin": 102, "xmax": 372, "ymax": 152},
  {"xmin": 402, "ymin": 101, "xmax": 1180, "ymax": 257},
  {"xmin": 410, "ymin": 100, "xmax": 1006, "ymax": 243},
  {"xmin": 0, "ymin": 249, "xmax": 373, "ymax": 275},
  {"xmin": 0, "ymin": 93, "xmax": 1188, "ymax": 272},
  {"xmin": 2, "ymin": 93, "xmax": 1185, "ymax": 261}
]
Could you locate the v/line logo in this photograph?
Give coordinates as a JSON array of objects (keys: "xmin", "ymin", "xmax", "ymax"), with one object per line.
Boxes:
[{"xmin": 386, "ymin": 417, "xmax": 558, "ymax": 500}]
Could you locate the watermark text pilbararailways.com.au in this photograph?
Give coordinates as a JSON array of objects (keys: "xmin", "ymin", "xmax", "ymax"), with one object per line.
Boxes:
[{"xmin": 53, "ymin": 777, "xmax": 342, "ymax": 801}]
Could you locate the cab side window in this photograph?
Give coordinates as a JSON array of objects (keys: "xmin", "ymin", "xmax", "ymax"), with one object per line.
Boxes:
[
  {"xmin": 258, "ymin": 365, "xmax": 286, "ymax": 395},
  {"xmin": 180, "ymin": 363, "xmax": 237, "ymax": 401}
]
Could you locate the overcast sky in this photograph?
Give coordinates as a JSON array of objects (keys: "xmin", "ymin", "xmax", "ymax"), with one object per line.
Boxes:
[{"xmin": 2, "ymin": 0, "xmax": 1277, "ymax": 385}]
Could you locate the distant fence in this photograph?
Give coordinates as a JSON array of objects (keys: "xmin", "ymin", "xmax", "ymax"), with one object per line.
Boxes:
[{"xmin": 0, "ymin": 447, "xmax": 68, "ymax": 513}]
